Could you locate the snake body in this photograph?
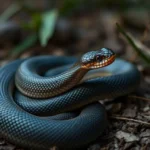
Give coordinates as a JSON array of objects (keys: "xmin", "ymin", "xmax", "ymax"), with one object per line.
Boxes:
[{"xmin": 0, "ymin": 48, "xmax": 140, "ymax": 149}]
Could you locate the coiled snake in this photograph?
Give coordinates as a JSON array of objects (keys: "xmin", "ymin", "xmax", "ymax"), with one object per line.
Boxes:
[{"xmin": 0, "ymin": 48, "xmax": 140, "ymax": 149}]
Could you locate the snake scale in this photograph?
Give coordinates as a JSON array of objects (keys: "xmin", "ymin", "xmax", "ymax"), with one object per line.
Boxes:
[{"xmin": 0, "ymin": 48, "xmax": 140, "ymax": 149}]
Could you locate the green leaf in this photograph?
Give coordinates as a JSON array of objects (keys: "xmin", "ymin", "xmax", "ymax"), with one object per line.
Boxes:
[
  {"xmin": 21, "ymin": 12, "xmax": 42, "ymax": 32},
  {"xmin": 116, "ymin": 23, "xmax": 150, "ymax": 64},
  {"xmin": 39, "ymin": 9, "xmax": 58, "ymax": 47},
  {"xmin": 10, "ymin": 34, "xmax": 37, "ymax": 57}
]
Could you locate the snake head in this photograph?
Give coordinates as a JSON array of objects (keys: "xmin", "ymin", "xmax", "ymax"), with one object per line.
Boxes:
[{"xmin": 81, "ymin": 48, "xmax": 116, "ymax": 69}]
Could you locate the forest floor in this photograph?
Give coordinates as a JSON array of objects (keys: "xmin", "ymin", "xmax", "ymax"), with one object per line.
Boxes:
[{"xmin": 0, "ymin": 5, "xmax": 150, "ymax": 150}]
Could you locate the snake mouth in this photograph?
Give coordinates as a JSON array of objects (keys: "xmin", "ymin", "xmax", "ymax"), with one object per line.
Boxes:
[
  {"xmin": 90, "ymin": 54, "xmax": 116, "ymax": 69},
  {"xmin": 96, "ymin": 54, "xmax": 115, "ymax": 68},
  {"xmin": 81, "ymin": 55, "xmax": 116, "ymax": 69},
  {"xmin": 81, "ymin": 48, "xmax": 116, "ymax": 69}
]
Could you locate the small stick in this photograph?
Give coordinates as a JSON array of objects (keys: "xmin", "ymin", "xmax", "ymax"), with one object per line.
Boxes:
[
  {"xmin": 110, "ymin": 115, "xmax": 150, "ymax": 127},
  {"xmin": 128, "ymin": 95, "xmax": 150, "ymax": 102}
]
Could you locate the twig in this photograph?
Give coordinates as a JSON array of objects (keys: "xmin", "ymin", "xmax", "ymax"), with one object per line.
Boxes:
[
  {"xmin": 116, "ymin": 23, "xmax": 150, "ymax": 64},
  {"xmin": 110, "ymin": 115, "xmax": 150, "ymax": 127},
  {"xmin": 131, "ymin": 34, "xmax": 150, "ymax": 56},
  {"xmin": 128, "ymin": 95, "xmax": 150, "ymax": 102}
]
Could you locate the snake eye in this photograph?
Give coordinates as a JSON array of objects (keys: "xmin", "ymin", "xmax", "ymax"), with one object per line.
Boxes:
[{"xmin": 95, "ymin": 55, "xmax": 102, "ymax": 61}]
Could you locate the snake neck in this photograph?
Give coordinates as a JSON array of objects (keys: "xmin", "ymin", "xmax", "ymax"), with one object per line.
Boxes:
[
  {"xmin": 15, "ymin": 63, "xmax": 88, "ymax": 98},
  {"xmin": 61, "ymin": 64, "xmax": 88, "ymax": 86}
]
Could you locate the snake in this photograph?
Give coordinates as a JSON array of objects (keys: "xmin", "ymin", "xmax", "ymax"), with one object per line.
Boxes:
[{"xmin": 0, "ymin": 48, "xmax": 140, "ymax": 149}]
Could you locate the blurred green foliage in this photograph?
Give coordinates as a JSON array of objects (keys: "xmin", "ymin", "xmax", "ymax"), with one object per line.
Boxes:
[
  {"xmin": 116, "ymin": 23, "xmax": 150, "ymax": 64},
  {"xmin": 21, "ymin": 9, "xmax": 58, "ymax": 47},
  {"xmin": 39, "ymin": 9, "xmax": 58, "ymax": 47},
  {"xmin": 0, "ymin": 0, "xmax": 150, "ymax": 56},
  {"xmin": 0, "ymin": 1, "xmax": 59, "ymax": 56},
  {"xmin": 22, "ymin": 13, "xmax": 42, "ymax": 32}
]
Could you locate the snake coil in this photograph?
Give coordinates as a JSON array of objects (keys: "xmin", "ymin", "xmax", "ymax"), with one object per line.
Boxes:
[{"xmin": 0, "ymin": 48, "xmax": 140, "ymax": 149}]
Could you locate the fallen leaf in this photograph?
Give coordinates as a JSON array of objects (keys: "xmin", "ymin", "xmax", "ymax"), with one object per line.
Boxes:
[{"xmin": 115, "ymin": 131, "xmax": 139, "ymax": 142}]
